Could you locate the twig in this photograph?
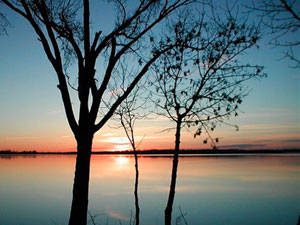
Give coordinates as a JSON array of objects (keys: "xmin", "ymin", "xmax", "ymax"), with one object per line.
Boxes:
[{"xmin": 179, "ymin": 206, "xmax": 189, "ymax": 225}]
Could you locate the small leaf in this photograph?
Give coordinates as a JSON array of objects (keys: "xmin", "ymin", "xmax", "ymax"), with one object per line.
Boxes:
[{"xmin": 138, "ymin": 59, "xmax": 142, "ymax": 65}]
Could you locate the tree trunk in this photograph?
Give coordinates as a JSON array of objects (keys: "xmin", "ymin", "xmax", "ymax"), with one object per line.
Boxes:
[
  {"xmin": 134, "ymin": 153, "xmax": 140, "ymax": 225},
  {"xmin": 68, "ymin": 134, "xmax": 93, "ymax": 225},
  {"xmin": 165, "ymin": 120, "xmax": 181, "ymax": 225}
]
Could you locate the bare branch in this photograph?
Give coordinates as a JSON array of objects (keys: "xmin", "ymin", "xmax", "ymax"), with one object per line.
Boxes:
[{"xmin": 245, "ymin": 0, "xmax": 300, "ymax": 68}]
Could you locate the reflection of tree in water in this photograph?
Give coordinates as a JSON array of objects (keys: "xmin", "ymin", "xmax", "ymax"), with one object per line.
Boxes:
[
  {"xmin": 0, "ymin": 155, "xmax": 19, "ymax": 160},
  {"xmin": 133, "ymin": 153, "xmax": 140, "ymax": 225},
  {"xmin": 165, "ymin": 124, "xmax": 180, "ymax": 225},
  {"xmin": 0, "ymin": 155, "xmax": 37, "ymax": 160}
]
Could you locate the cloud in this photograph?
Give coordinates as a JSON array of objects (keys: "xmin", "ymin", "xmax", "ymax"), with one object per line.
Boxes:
[
  {"xmin": 219, "ymin": 144, "xmax": 266, "ymax": 149},
  {"xmin": 99, "ymin": 135, "xmax": 158, "ymax": 144},
  {"xmin": 282, "ymin": 138, "xmax": 300, "ymax": 143},
  {"xmin": 6, "ymin": 136, "xmax": 39, "ymax": 140},
  {"xmin": 239, "ymin": 107, "xmax": 298, "ymax": 120},
  {"xmin": 100, "ymin": 137, "xmax": 129, "ymax": 144},
  {"xmin": 59, "ymin": 135, "xmax": 71, "ymax": 139},
  {"xmin": 106, "ymin": 210, "xmax": 129, "ymax": 221},
  {"xmin": 47, "ymin": 109, "xmax": 64, "ymax": 115},
  {"xmin": 242, "ymin": 124, "xmax": 297, "ymax": 130},
  {"xmin": 102, "ymin": 133, "xmax": 113, "ymax": 137}
]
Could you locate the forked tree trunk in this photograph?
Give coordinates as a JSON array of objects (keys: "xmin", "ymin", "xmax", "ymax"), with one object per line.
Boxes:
[
  {"xmin": 165, "ymin": 119, "xmax": 182, "ymax": 225},
  {"xmin": 134, "ymin": 153, "xmax": 140, "ymax": 225},
  {"xmin": 68, "ymin": 134, "xmax": 93, "ymax": 225}
]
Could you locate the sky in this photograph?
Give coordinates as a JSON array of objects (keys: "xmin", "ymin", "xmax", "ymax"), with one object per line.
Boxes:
[{"xmin": 0, "ymin": 1, "xmax": 299, "ymax": 152}]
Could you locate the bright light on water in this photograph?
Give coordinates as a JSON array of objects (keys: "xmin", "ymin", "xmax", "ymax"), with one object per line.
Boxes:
[{"xmin": 115, "ymin": 156, "xmax": 129, "ymax": 165}]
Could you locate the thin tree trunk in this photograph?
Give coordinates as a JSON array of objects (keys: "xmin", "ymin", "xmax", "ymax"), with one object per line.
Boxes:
[
  {"xmin": 68, "ymin": 135, "xmax": 93, "ymax": 225},
  {"xmin": 134, "ymin": 153, "xmax": 140, "ymax": 225},
  {"xmin": 165, "ymin": 120, "xmax": 181, "ymax": 225}
]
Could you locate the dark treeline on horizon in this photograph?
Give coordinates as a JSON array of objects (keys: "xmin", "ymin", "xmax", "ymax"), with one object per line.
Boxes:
[{"xmin": 1, "ymin": 149, "xmax": 299, "ymax": 155}]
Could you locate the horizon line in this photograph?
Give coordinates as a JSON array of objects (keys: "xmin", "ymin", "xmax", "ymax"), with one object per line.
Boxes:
[{"xmin": 1, "ymin": 149, "xmax": 300, "ymax": 155}]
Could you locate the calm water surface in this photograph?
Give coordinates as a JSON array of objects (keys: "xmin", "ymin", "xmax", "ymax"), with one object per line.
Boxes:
[{"xmin": 0, "ymin": 154, "xmax": 299, "ymax": 225}]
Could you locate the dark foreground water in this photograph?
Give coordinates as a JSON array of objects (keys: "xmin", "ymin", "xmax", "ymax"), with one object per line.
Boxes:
[{"xmin": 0, "ymin": 154, "xmax": 299, "ymax": 225}]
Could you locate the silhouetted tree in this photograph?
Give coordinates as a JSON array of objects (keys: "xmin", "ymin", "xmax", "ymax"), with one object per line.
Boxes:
[
  {"xmin": 246, "ymin": 0, "xmax": 300, "ymax": 68},
  {"xmin": 1, "ymin": 0, "xmax": 201, "ymax": 224},
  {"xmin": 113, "ymin": 80, "xmax": 149, "ymax": 225},
  {"xmin": 151, "ymin": 5, "xmax": 266, "ymax": 225}
]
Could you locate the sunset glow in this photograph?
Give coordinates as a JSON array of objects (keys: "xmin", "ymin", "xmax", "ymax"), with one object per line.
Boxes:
[
  {"xmin": 113, "ymin": 144, "xmax": 131, "ymax": 152},
  {"xmin": 0, "ymin": 1, "xmax": 299, "ymax": 152},
  {"xmin": 0, "ymin": 1, "xmax": 299, "ymax": 225},
  {"xmin": 102, "ymin": 136, "xmax": 130, "ymax": 144}
]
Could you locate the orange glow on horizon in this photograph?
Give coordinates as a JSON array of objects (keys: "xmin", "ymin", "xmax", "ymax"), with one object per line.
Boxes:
[
  {"xmin": 112, "ymin": 144, "xmax": 131, "ymax": 151},
  {"xmin": 1, "ymin": 127, "xmax": 299, "ymax": 152},
  {"xmin": 102, "ymin": 136, "xmax": 130, "ymax": 144}
]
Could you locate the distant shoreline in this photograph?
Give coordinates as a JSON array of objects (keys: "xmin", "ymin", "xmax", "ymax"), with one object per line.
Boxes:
[{"xmin": 0, "ymin": 149, "xmax": 299, "ymax": 155}]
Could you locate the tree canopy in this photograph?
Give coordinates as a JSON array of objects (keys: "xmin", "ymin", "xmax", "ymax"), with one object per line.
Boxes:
[{"xmin": 152, "ymin": 5, "xmax": 266, "ymax": 146}]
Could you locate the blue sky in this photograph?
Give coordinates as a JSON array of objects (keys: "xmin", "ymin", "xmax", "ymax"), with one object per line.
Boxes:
[{"xmin": 0, "ymin": 1, "xmax": 299, "ymax": 151}]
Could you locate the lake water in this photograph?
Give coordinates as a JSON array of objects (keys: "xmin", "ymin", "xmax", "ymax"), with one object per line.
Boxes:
[{"xmin": 0, "ymin": 154, "xmax": 299, "ymax": 225}]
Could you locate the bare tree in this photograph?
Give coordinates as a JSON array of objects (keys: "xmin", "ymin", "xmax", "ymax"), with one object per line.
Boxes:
[
  {"xmin": 113, "ymin": 79, "xmax": 149, "ymax": 225},
  {"xmin": 151, "ymin": 5, "xmax": 266, "ymax": 225},
  {"xmin": 246, "ymin": 0, "xmax": 300, "ymax": 68},
  {"xmin": 0, "ymin": 0, "xmax": 201, "ymax": 224}
]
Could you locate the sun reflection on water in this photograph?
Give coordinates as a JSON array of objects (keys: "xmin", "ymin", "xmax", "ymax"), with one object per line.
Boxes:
[{"xmin": 115, "ymin": 156, "xmax": 129, "ymax": 165}]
